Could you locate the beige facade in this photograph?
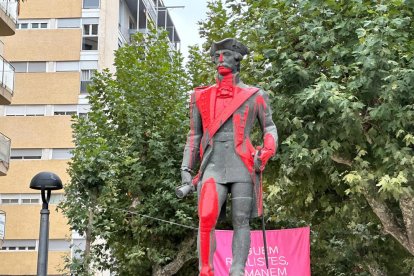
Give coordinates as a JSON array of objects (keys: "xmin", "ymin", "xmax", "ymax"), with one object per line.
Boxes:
[
  {"xmin": 19, "ymin": 0, "xmax": 82, "ymax": 19},
  {"xmin": 0, "ymin": 160, "xmax": 70, "ymax": 194},
  {"xmin": 1, "ymin": 116, "xmax": 73, "ymax": 148},
  {"xmin": 13, "ymin": 72, "xmax": 80, "ymax": 104},
  {"xmin": 0, "ymin": 0, "xmax": 180, "ymax": 274},
  {"xmin": 0, "ymin": 251, "xmax": 67, "ymax": 275},
  {"xmin": 1, "ymin": 205, "xmax": 69, "ymax": 239},
  {"xmin": 2, "ymin": 29, "xmax": 81, "ymax": 61}
]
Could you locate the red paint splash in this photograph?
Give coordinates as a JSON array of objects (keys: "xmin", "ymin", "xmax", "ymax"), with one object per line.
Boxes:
[{"xmin": 198, "ymin": 178, "xmax": 219, "ymax": 276}]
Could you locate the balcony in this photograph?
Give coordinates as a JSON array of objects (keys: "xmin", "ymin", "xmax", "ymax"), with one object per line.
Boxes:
[
  {"xmin": 0, "ymin": 132, "xmax": 11, "ymax": 176},
  {"xmin": 141, "ymin": 0, "xmax": 157, "ymax": 22},
  {"xmin": 0, "ymin": 0, "xmax": 18, "ymax": 36},
  {"xmin": 0, "ymin": 55, "xmax": 14, "ymax": 105},
  {"xmin": 120, "ymin": 0, "xmax": 180, "ymax": 50}
]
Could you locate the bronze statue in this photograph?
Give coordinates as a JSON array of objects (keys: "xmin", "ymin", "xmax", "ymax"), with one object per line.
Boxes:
[{"xmin": 179, "ymin": 38, "xmax": 278, "ymax": 276}]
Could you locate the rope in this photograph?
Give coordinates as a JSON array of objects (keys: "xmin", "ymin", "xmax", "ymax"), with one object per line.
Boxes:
[{"xmin": 110, "ymin": 207, "xmax": 198, "ymax": 230}]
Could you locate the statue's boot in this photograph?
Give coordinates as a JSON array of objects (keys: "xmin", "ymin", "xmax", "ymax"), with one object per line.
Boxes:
[
  {"xmin": 229, "ymin": 196, "xmax": 252, "ymax": 276},
  {"xmin": 198, "ymin": 178, "xmax": 219, "ymax": 276}
]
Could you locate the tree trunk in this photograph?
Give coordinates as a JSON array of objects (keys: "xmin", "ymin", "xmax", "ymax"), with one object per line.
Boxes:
[
  {"xmin": 152, "ymin": 233, "xmax": 197, "ymax": 276},
  {"xmin": 84, "ymin": 206, "xmax": 93, "ymax": 258},
  {"xmin": 362, "ymin": 187, "xmax": 414, "ymax": 256},
  {"xmin": 83, "ymin": 191, "xmax": 97, "ymax": 271},
  {"xmin": 399, "ymin": 196, "xmax": 414, "ymax": 254}
]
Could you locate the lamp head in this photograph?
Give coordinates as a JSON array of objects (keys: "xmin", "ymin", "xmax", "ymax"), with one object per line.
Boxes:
[{"xmin": 30, "ymin": 172, "xmax": 62, "ymax": 191}]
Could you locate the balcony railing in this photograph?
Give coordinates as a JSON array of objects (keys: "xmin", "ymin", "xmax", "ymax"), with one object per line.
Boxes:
[
  {"xmin": 0, "ymin": 0, "xmax": 18, "ymax": 24},
  {"xmin": 0, "ymin": 132, "xmax": 11, "ymax": 176},
  {"xmin": 142, "ymin": 0, "xmax": 157, "ymax": 23},
  {"xmin": 0, "ymin": 55, "xmax": 15, "ymax": 95}
]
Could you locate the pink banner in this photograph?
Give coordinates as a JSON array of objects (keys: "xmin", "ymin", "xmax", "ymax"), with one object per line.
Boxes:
[{"xmin": 213, "ymin": 227, "xmax": 310, "ymax": 276}]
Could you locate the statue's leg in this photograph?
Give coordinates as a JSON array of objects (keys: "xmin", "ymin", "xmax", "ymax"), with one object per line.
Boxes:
[
  {"xmin": 229, "ymin": 182, "xmax": 253, "ymax": 276},
  {"xmin": 198, "ymin": 178, "xmax": 227, "ymax": 276}
]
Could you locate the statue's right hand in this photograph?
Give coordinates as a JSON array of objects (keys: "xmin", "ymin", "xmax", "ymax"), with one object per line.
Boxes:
[{"xmin": 181, "ymin": 170, "xmax": 192, "ymax": 186}]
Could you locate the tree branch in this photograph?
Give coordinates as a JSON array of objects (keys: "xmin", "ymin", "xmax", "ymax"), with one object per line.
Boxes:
[
  {"xmin": 152, "ymin": 233, "xmax": 197, "ymax": 276},
  {"xmin": 331, "ymin": 155, "xmax": 352, "ymax": 167},
  {"xmin": 399, "ymin": 196, "xmax": 414, "ymax": 255},
  {"xmin": 362, "ymin": 188, "xmax": 413, "ymax": 255}
]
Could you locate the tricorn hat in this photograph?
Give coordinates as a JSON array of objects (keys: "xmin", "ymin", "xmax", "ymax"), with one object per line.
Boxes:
[{"xmin": 210, "ymin": 38, "xmax": 249, "ymax": 57}]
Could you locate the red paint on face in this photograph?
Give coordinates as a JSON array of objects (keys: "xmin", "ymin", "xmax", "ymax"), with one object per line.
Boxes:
[
  {"xmin": 219, "ymin": 53, "xmax": 224, "ymax": 63},
  {"xmin": 217, "ymin": 66, "xmax": 232, "ymax": 75},
  {"xmin": 198, "ymin": 178, "xmax": 219, "ymax": 276}
]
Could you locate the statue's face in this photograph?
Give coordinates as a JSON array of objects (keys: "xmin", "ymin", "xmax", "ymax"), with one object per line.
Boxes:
[{"xmin": 213, "ymin": 49, "xmax": 239, "ymax": 76}]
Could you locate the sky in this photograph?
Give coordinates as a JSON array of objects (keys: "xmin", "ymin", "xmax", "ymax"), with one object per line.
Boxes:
[{"xmin": 163, "ymin": 0, "xmax": 208, "ymax": 59}]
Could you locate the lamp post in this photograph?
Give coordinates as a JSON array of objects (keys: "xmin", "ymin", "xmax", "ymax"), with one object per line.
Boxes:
[{"xmin": 30, "ymin": 172, "xmax": 62, "ymax": 276}]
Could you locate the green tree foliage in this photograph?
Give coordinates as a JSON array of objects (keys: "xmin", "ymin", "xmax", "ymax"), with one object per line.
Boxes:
[
  {"xmin": 194, "ymin": 0, "xmax": 414, "ymax": 274},
  {"xmin": 61, "ymin": 30, "xmax": 198, "ymax": 275}
]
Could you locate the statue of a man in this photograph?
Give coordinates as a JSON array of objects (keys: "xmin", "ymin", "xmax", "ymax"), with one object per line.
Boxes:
[{"xmin": 180, "ymin": 38, "xmax": 278, "ymax": 276}]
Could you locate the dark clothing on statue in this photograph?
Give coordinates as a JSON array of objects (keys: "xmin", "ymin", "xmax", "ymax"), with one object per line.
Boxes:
[{"xmin": 202, "ymin": 119, "xmax": 252, "ymax": 184}]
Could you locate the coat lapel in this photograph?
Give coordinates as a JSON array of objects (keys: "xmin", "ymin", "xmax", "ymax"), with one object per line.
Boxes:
[{"xmin": 206, "ymin": 86, "xmax": 259, "ymax": 142}]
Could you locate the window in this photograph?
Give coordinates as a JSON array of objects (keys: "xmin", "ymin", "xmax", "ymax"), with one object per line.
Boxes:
[
  {"xmin": 49, "ymin": 194, "xmax": 64, "ymax": 204},
  {"xmin": 77, "ymin": 105, "xmax": 90, "ymax": 116},
  {"xmin": 21, "ymin": 198, "xmax": 39, "ymax": 204},
  {"xmin": 5, "ymin": 105, "xmax": 25, "ymax": 116},
  {"xmin": 53, "ymin": 105, "xmax": 77, "ymax": 115},
  {"xmin": 57, "ymin": 18, "xmax": 81, "ymax": 28},
  {"xmin": 10, "ymin": 149, "xmax": 42, "ymax": 160},
  {"xmin": 80, "ymin": 69, "xmax": 95, "ymax": 93},
  {"xmin": 1, "ymin": 199, "xmax": 19, "ymax": 204},
  {"xmin": 0, "ymin": 194, "xmax": 20, "ymax": 205},
  {"xmin": 11, "ymin": 62, "xmax": 28, "ymax": 73},
  {"xmin": 52, "ymin": 148, "xmax": 73, "ymax": 160},
  {"xmin": 82, "ymin": 24, "xmax": 99, "ymax": 50},
  {"xmin": 83, "ymin": 0, "xmax": 100, "ymax": 9},
  {"xmin": 18, "ymin": 23, "xmax": 28, "ymax": 29},
  {"xmin": 5, "ymin": 105, "xmax": 45, "ymax": 116},
  {"xmin": 17, "ymin": 20, "xmax": 49, "ymax": 29},
  {"xmin": 0, "ymin": 194, "xmax": 41, "ymax": 205},
  {"xmin": 56, "ymin": 61, "xmax": 79, "ymax": 72},
  {"xmin": 28, "ymin": 62, "xmax": 47, "ymax": 72},
  {"xmin": 0, "ymin": 240, "xmax": 36, "ymax": 251},
  {"xmin": 12, "ymin": 62, "xmax": 47, "ymax": 73},
  {"xmin": 25, "ymin": 105, "xmax": 46, "ymax": 116}
]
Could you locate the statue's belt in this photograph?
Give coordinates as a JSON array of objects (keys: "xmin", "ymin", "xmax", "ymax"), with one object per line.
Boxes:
[{"xmin": 212, "ymin": 132, "xmax": 233, "ymax": 142}]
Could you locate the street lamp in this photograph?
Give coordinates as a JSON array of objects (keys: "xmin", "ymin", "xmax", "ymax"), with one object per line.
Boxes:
[{"xmin": 30, "ymin": 172, "xmax": 62, "ymax": 276}]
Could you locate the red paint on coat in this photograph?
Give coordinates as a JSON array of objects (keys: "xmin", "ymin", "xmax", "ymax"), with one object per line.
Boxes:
[
  {"xmin": 260, "ymin": 133, "xmax": 276, "ymax": 170},
  {"xmin": 198, "ymin": 178, "xmax": 219, "ymax": 276},
  {"xmin": 233, "ymin": 106, "xmax": 254, "ymax": 173}
]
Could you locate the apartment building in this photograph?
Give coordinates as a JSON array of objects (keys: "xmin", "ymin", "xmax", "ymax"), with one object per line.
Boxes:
[
  {"xmin": 0, "ymin": 0, "xmax": 180, "ymax": 274},
  {"xmin": 0, "ymin": 0, "xmax": 16, "ymax": 178},
  {"xmin": 0, "ymin": 0, "xmax": 16, "ymax": 263}
]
